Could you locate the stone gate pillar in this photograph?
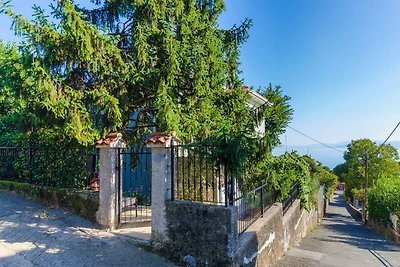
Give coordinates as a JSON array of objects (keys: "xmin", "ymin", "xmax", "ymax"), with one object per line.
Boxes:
[
  {"xmin": 95, "ymin": 132, "xmax": 126, "ymax": 230},
  {"xmin": 145, "ymin": 132, "xmax": 179, "ymax": 247}
]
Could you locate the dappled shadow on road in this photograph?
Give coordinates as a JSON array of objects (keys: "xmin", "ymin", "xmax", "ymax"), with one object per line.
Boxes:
[
  {"xmin": 313, "ymin": 230, "xmax": 400, "ymax": 252},
  {"xmin": 314, "ymin": 193, "xmax": 400, "ymax": 253},
  {"xmin": 0, "ymin": 190, "xmax": 172, "ymax": 267},
  {"xmin": 327, "ymin": 201, "xmax": 345, "ymax": 208}
]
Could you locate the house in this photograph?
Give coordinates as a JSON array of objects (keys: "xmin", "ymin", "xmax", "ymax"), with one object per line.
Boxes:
[
  {"xmin": 119, "ymin": 87, "xmax": 271, "ymax": 223},
  {"xmin": 244, "ymin": 86, "xmax": 272, "ymax": 137}
]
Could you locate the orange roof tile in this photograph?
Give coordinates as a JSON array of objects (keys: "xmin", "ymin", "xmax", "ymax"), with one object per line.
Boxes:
[
  {"xmin": 94, "ymin": 132, "xmax": 126, "ymax": 146},
  {"xmin": 144, "ymin": 132, "xmax": 173, "ymax": 145}
]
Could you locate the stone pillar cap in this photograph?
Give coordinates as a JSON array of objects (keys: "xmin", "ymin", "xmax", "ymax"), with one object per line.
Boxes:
[
  {"xmin": 145, "ymin": 131, "xmax": 179, "ymax": 147},
  {"xmin": 95, "ymin": 132, "xmax": 127, "ymax": 148}
]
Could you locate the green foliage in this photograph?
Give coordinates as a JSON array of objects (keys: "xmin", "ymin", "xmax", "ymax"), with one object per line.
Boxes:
[
  {"xmin": 0, "ymin": 146, "xmax": 93, "ymax": 189},
  {"xmin": 368, "ymin": 176, "xmax": 400, "ymax": 226},
  {"xmin": 350, "ymin": 188, "xmax": 364, "ymax": 203},
  {"xmin": 81, "ymin": 0, "xmax": 254, "ymax": 143},
  {"xmin": 225, "ymin": 85, "xmax": 293, "ymax": 181},
  {"xmin": 1, "ymin": 0, "xmax": 128, "ymax": 145},
  {"xmin": 333, "ymin": 163, "xmax": 347, "ymax": 182},
  {"xmin": 256, "ymin": 84, "xmax": 293, "ymax": 150},
  {"xmin": 0, "ymin": 0, "xmax": 263, "ymax": 149},
  {"xmin": 0, "ymin": 1, "xmax": 299, "ymax": 197},
  {"xmin": 303, "ymin": 156, "xmax": 338, "ymax": 196},
  {"xmin": 262, "ymin": 152, "xmax": 319, "ymax": 210},
  {"xmin": 339, "ymin": 138, "xmax": 400, "ymax": 198}
]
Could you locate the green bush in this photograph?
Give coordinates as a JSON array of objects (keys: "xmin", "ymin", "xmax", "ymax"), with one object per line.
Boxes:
[
  {"xmin": 368, "ymin": 176, "xmax": 400, "ymax": 226},
  {"xmin": 267, "ymin": 152, "xmax": 319, "ymax": 210},
  {"xmin": 0, "ymin": 145, "xmax": 94, "ymax": 189}
]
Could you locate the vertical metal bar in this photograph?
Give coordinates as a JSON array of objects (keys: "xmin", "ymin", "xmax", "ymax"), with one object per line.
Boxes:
[
  {"xmin": 206, "ymin": 144, "xmax": 209, "ymax": 202},
  {"xmin": 29, "ymin": 145, "xmax": 33, "ymax": 183},
  {"xmin": 199, "ymin": 145, "xmax": 203, "ymax": 202},
  {"xmin": 176, "ymin": 146, "xmax": 180, "ymax": 200},
  {"xmin": 230, "ymin": 169, "xmax": 234, "ymax": 206},
  {"xmin": 218, "ymin": 158, "xmax": 221, "ymax": 204},
  {"xmin": 261, "ymin": 186, "xmax": 264, "ymax": 218},
  {"xmin": 117, "ymin": 148, "xmax": 121, "ymax": 226},
  {"xmin": 171, "ymin": 138, "xmax": 175, "ymax": 201},
  {"xmin": 188, "ymin": 148, "xmax": 191, "ymax": 200},
  {"xmin": 47, "ymin": 148, "xmax": 50, "ymax": 186},
  {"xmin": 138, "ymin": 149, "xmax": 142, "ymax": 220},
  {"xmin": 182, "ymin": 147, "xmax": 187, "ymax": 199},
  {"xmin": 224, "ymin": 160, "xmax": 228, "ymax": 207},
  {"xmin": 211, "ymin": 146, "xmax": 216, "ymax": 203},
  {"xmin": 194, "ymin": 146, "xmax": 197, "ymax": 201}
]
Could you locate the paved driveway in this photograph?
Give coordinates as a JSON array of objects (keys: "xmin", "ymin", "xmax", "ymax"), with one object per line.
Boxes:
[
  {"xmin": 0, "ymin": 190, "xmax": 175, "ymax": 267},
  {"xmin": 273, "ymin": 192, "xmax": 400, "ymax": 267}
]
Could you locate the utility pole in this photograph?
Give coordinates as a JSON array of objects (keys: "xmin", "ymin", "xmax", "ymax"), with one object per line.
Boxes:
[
  {"xmin": 285, "ymin": 134, "xmax": 287, "ymax": 152},
  {"xmin": 363, "ymin": 156, "xmax": 369, "ymax": 224}
]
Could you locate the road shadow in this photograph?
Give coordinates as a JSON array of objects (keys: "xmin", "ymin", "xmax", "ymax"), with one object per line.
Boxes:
[
  {"xmin": 0, "ymin": 190, "xmax": 174, "ymax": 267},
  {"xmin": 315, "ymin": 192, "xmax": 400, "ymax": 253}
]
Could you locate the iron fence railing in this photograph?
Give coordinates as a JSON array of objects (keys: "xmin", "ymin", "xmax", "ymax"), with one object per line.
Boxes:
[
  {"xmin": 170, "ymin": 141, "xmax": 278, "ymax": 235},
  {"xmin": 234, "ymin": 183, "xmax": 276, "ymax": 235},
  {"xmin": 171, "ymin": 142, "xmax": 235, "ymax": 206},
  {"xmin": 0, "ymin": 146, "xmax": 97, "ymax": 189},
  {"xmin": 119, "ymin": 146, "xmax": 152, "ymax": 225},
  {"xmin": 282, "ymin": 182, "xmax": 299, "ymax": 215}
]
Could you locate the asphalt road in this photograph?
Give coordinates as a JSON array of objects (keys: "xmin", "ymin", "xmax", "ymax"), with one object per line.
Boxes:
[
  {"xmin": 0, "ymin": 190, "xmax": 175, "ymax": 267},
  {"xmin": 273, "ymin": 192, "xmax": 400, "ymax": 267}
]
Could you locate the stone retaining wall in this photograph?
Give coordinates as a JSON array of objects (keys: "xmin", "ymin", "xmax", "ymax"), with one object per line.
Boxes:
[
  {"xmin": 345, "ymin": 201, "xmax": 362, "ymax": 221},
  {"xmin": 163, "ymin": 200, "xmax": 237, "ymax": 266},
  {"xmin": 233, "ymin": 203, "xmax": 284, "ymax": 266},
  {"xmin": 161, "ymin": 189, "xmax": 327, "ymax": 266},
  {"xmin": 368, "ymin": 218, "xmax": 400, "ymax": 244},
  {"xmin": 282, "ymin": 199, "xmax": 305, "ymax": 251},
  {"xmin": 0, "ymin": 180, "xmax": 99, "ymax": 222}
]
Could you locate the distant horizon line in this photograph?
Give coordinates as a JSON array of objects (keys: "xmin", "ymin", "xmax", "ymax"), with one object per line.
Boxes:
[{"xmin": 277, "ymin": 139, "xmax": 400, "ymax": 149}]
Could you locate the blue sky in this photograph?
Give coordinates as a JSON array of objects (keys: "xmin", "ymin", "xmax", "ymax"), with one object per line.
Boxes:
[
  {"xmin": 218, "ymin": 0, "xmax": 400, "ymax": 146},
  {"xmin": 1, "ymin": 0, "xmax": 400, "ymax": 167}
]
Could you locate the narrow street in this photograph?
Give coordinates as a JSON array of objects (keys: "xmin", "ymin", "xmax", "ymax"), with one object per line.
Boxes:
[
  {"xmin": 0, "ymin": 190, "xmax": 175, "ymax": 267},
  {"xmin": 273, "ymin": 192, "xmax": 400, "ymax": 267}
]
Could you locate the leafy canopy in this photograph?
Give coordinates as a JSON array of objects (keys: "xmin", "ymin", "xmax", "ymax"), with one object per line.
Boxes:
[
  {"xmin": 338, "ymin": 138, "xmax": 400, "ymax": 198},
  {"xmin": 0, "ymin": 0, "xmax": 262, "ymax": 146},
  {"xmin": 368, "ymin": 176, "xmax": 400, "ymax": 225},
  {"xmin": 81, "ymin": 0, "xmax": 254, "ymax": 142}
]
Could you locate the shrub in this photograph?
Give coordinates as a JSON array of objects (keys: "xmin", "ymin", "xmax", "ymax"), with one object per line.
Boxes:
[{"xmin": 368, "ymin": 176, "xmax": 400, "ymax": 226}]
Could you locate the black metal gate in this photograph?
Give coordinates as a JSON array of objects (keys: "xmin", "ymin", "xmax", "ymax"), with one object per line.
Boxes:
[{"xmin": 118, "ymin": 147, "xmax": 152, "ymax": 227}]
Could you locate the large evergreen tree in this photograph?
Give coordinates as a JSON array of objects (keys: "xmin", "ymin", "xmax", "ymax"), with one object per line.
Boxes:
[
  {"xmin": 81, "ymin": 0, "xmax": 253, "ymax": 141},
  {"xmin": 1, "ymin": 0, "xmax": 257, "ymax": 144},
  {"xmin": 1, "ymin": 0, "xmax": 293, "ymax": 154},
  {"xmin": 1, "ymin": 0, "xmax": 128, "ymax": 144}
]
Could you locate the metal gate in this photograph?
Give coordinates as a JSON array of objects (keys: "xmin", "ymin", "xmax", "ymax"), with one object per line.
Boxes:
[{"xmin": 118, "ymin": 146, "xmax": 152, "ymax": 227}]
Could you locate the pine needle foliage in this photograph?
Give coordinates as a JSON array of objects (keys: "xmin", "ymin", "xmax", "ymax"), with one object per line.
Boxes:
[
  {"xmin": 1, "ymin": 0, "xmax": 257, "ymax": 145},
  {"xmin": 1, "ymin": 0, "xmax": 128, "ymax": 144},
  {"xmin": 81, "ymin": 0, "xmax": 253, "ymax": 142}
]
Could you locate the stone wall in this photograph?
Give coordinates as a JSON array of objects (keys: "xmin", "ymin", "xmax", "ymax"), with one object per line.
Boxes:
[
  {"xmin": 163, "ymin": 200, "xmax": 237, "ymax": 266},
  {"xmin": 233, "ymin": 203, "xmax": 284, "ymax": 267},
  {"xmin": 346, "ymin": 202, "xmax": 362, "ymax": 221},
  {"xmin": 0, "ymin": 180, "xmax": 99, "ymax": 222},
  {"xmin": 368, "ymin": 218, "xmax": 400, "ymax": 244},
  {"xmin": 282, "ymin": 199, "xmax": 304, "ymax": 251},
  {"xmin": 160, "ymin": 187, "xmax": 327, "ymax": 267},
  {"xmin": 317, "ymin": 185, "xmax": 327, "ymax": 221}
]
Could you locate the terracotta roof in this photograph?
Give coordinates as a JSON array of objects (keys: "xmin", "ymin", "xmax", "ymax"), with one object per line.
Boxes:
[
  {"xmin": 94, "ymin": 132, "xmax": 126, "ymax": 146},
  {"xmin": 144, "ymin": 132, "xmax": 173, "ymax": 145}
]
